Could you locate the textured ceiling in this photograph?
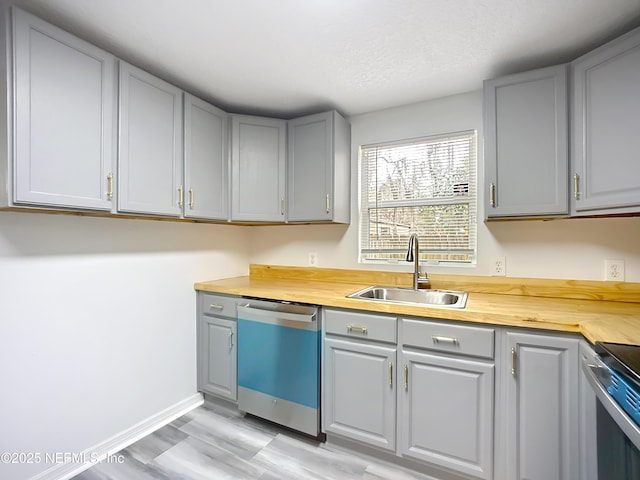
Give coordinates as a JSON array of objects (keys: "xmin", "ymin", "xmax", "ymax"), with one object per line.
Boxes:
[{"xmin": 8, "ymin": 0, "xmax": 640, "ymax": 118}]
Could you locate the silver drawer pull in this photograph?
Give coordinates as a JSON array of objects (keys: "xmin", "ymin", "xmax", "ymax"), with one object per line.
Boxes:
[
  {"xmin": 432, "ymin": 335, "xmax": 459, "ymax": 345},
  {"xmin": 347, "ymin": 325, "xmax": 368, "ymax": 334},
  {"xmin": 209, "ymin": 304, "xmax": 224, "ymax": 310}
]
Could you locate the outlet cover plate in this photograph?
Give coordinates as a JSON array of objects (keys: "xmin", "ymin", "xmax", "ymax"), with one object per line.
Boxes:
[
  {"xmin": 605, "ymin": 259, "xmax": 625, "ymax": 281},
  {"xmin": 492, "ymin": 256, "xmax": 506, "ymax": 276}
]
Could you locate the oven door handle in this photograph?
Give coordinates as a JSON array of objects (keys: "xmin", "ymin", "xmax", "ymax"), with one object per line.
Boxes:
[{"xmin": 582, "ymin": 355, "xmax": 640, "ymax": 451}]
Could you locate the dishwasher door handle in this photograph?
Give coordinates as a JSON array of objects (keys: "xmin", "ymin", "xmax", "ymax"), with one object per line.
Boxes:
[{"xmin": 237, "ymin": 304, "xmax": 316, "ymax": 323}]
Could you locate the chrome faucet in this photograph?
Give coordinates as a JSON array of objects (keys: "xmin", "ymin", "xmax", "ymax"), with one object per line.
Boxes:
[{"xmin": 406, "ymin": 233, "xmax": 430, "ymax": 290}]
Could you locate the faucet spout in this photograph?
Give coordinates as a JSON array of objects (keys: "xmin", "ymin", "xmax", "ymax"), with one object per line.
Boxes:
[{"xmin": 406, "ymin": 233, "xmax": 430, "ymax": 290}]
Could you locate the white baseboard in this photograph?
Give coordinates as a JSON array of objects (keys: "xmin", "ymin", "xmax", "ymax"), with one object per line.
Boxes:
[{"xmin": 30, "ymin": 393, "xmax": 204, "ymax": 480}]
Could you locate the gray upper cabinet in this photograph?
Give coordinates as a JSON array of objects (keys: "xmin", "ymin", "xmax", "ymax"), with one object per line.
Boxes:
[
  {"xmin": 184, "ymin": 94, "xmax": 228, "ymax": 220},
  {"xmin": 484, "ymin": 64, "xmax": 568, "ymax": 218},
  {"xmin": 501, "ymin": 331, "xmax": 579, "ymax": 480},
  {"xmin": 11, "ymin": 8, "xmax": 116, "ymax": 211},
  {"xmin": 118, "ymin": 61, "xmax": 183, "ymax": 216},
  {"xmin": 231, "ymin": 115, "xmax": 286, "ymax": 222},
  {"xmin": 287, "ymin": 111, "xmax": 351, "ymax": 223},
  {"xmin": 571, "ymin": 27, "xmax": 640, "ymax": 215}
]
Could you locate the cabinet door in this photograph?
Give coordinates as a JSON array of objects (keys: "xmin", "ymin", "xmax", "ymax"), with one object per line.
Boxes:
[
  {"xmin": 287, "ymin": 111, "xmax": 333, "ymax": 222},
  {"xmin": 400, "ymin": 350, "xmax": 494, "ymax": 480},
  {"xmin": 288, "ymin": 111, "xmax": 351, "ymax": 223},
  {"xmin": 13, "ymin": 8, "xmax": 116, "ymax": 210},
  {"xmin": 184, "ymin": 94, "xmax": 228, "ymax": 220},
  {"xmin": 579, "ymin": 341, "xmax": 598, "ymax": 480},
  {"xmin": 571, "ymin": 27, "xmax": 640, "ymax": 214},
  {"xmin": 504, "ymin": 332, "xmax": 579, "ymax": 480},
  {"xmin": 324, "ymin": 337, "xmax": 396, "ymax": 451},
  {"xmin": 484, "ymin": 65, "xmax": 568, "ymax": 218},
  {"xmin": 118, "ymin": 62, "xmax": 183, "ymax": 216},
  {"xmin": 199, "ymin": 316, "xmax": 237, "ymax": 401},
  {"xmin": 231, "ymin": 115, "xmax": 286, "ymax": 222}
]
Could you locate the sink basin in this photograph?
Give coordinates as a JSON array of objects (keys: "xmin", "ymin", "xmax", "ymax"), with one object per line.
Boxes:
[{"xmin": 347, "ymin": 286, "xmax": 468, "ymax": 309}]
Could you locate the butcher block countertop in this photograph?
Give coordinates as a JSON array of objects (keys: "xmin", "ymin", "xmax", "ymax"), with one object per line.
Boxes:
[{"xmin": 194, "ymin": 265, "xmax": 640, "ymax": 346}]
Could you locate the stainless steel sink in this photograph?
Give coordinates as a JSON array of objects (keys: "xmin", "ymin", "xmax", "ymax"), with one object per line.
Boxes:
[{"xmin": 347, "ymin": 285, "xmax": 468, "ymax": 309}]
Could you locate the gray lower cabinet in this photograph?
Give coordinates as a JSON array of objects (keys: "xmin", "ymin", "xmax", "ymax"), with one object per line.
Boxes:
[
  {"xmin": 571, "ymin": 26, "xmax": 640, "ymax": 215},
  {"xmin": 118, "ymin": 61, "xmax": 183, "ymax": 216},
  {"xmin": 323, "ymin": 308, "xmax": 397, "ymax": 451},
  {"xmin": 483, "ymin": 64, "xmax": 568, "ymax": 218},
  {"xmin": 323, "ymin": 337, "xmax": 396, "ymax": 451},
  {"xmin": 501, "ymin": 331, "xmax": 579, "ymax": 480},
  {"xmin": 399, "ymin": 350, "xmax": 494, "ymax": 480},
  {"xmin": 230, "ymin": 115, "xmax": 286, "ymax": 222},
  {"xmin": 579, "ymin": 341, "xmax": 598, "ymax": 480},
  {"xmin": 183, "ymin": 93, "xmax": 228, "ymax": 220},
  {"xmin": 197, "ymin": 292, "xmax": 238, "ymax": 402},
  {"xmin": 399, "ymin": 318, "xmax": 495, "ymax": 480},
  {"xmin": 9, "ymin": 7, "xmax": 116, "ymax": 211},
  {"xmin": 287, "ymin": 111, "xmax": 351, "ymax": 223}
]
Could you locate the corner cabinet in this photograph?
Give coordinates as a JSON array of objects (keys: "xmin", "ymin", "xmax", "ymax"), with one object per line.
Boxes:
[
  {"xmin": 571, "ymin": 26, "xmax": 640, "ymax": 215},
  {"xmin": 10, "ymin": 8, "xmax": 116, "ymax": 211},
  {"xmin": 118, "ymin": 61, "xmax": 183, "ymax": 217},
  {"xmin": 483, "ymin": 64, "xmax": 568, "ymax": 218},
  {"xmin": 287, "ymin": 111, "xmax": 351, "ymax": 223},
  {"xmin": 197, "ymin": 292, "xmax": 238, "ymax": 402},
  {"xmin": 230, "ymin": 115, "xmax": 286, "ymax": 222},
  {"xmin": 184, "ymin": 94, "xmax": 228, "ymax": 220},
  {"xmin": 500, "ymin": 331, "xmax": 579, "ymax": 480}
]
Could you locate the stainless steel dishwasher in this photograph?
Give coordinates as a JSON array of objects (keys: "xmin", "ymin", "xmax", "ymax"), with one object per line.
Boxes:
[{"xmin": 237, "ymin": 299, "xmax": 320, "ymax": 437}]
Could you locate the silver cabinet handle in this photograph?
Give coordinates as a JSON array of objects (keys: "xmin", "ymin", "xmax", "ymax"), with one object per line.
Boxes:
[
  {"xmin": 389, "ymin": 362, "xmax": 393, "ymax": 387},
  {"xmin": 511, "ymin": 347, "xmax": 517, "ymax": 377},
  {"xmin": 573, "ymin": 173, "xmax": 580, "ymax": 200},
  {"xmin": 178, "ymin": 185, "xmax": 184, "ymax": 207},
  {"xmin": 209, "ymin": 304, "xmax": 224, "ymax": 310},
  {"xmin": 280, "ymin": 197, "xmax": 285, "ymax": 215},
  {"xmin": 489, "ymin": 182, "xmax": 496, "ymax": 207},
  {"xmin": 188, "ymin": 188, "xmax": 194, "ymax": 208},
  {"xmin": 326, "ymin": 193, "xmax": 330, "ymax": 214},
  {"xmin": 346, "ymin": 325, "xmax": 367, "ymax": 334},
  {"xmin": 229, "ymin": 331, "xmax": 234, "ymax": 349},
  {"xmin": 404, "ymin": 364, "xmax": 409, "ymax": 391},
  {"xmin": 107, "ymin": 173, "xmax": 113, "ymax": 200},
  {"xmin": 432, "ymin": 335, "xmax": 459, "ymax": 345}
]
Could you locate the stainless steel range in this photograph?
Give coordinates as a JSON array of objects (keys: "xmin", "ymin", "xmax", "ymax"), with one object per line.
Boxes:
[{"xmin": 582, "ymin": 342, "xmax": 640, "ymax": 479}]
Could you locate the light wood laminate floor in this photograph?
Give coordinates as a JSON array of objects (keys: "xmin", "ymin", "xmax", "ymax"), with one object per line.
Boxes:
[{"xmin": 72, "ymin": 401, "xmax": 434, "ymax": 480}]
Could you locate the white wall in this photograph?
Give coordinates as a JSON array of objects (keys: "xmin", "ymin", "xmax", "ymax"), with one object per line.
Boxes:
[
  {"xmin": 249, "ymin": 90, "xmax": 640, "ymax": 282},
  {"xmin": 4, "ymin": 89, "xmax": 640, "ymax": 480},
  {"xmin": 0, "ymin": 211, "xmax": 249, "ymax": 479}
]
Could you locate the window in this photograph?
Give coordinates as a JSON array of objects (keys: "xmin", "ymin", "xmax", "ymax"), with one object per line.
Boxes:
[{"xmin": 359, "ymin": 131, "xmax": 477, "ymax": 264}]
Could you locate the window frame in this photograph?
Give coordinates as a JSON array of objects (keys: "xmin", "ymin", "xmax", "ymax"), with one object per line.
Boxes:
[{"xmin": 358, "ymin": 130, "xmax": 477, "ymax": 266}]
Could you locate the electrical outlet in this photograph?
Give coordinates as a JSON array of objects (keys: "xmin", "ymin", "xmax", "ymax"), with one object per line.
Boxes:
[
  {"xmin": 605, "ymin": 259, "xmax": 625, "ymax": 281},
  {"xmin": 492, "ymin": 256, "xmax": 506, "ymax": 276},
  {"xmin": 308, "ymin": 252, "xmax": 318, "ymax": 267}
]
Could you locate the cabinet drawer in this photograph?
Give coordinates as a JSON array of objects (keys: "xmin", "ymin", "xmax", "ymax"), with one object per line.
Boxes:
[
  {"xmin": 200, "ymin": 292, "xmax": 238, "ymax": 319},
  {"xmin": 401, "ymin": 318, "xmax": 494, "ymax": 359},
  {"xmin": 324, "ymin": 309, "xmax": 396, "ymax": 343}
]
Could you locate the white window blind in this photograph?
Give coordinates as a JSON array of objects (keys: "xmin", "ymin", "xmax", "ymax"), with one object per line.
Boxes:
[{"xmin": 359, "ymin": 131, "xmax": 477, "ymax": 264}]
